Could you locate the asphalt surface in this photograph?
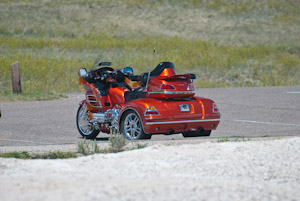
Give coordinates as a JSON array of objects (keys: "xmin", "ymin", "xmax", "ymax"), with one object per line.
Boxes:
[{"xmin": 0, "ymin": 86, "xmax": 299, "ymax": 146}]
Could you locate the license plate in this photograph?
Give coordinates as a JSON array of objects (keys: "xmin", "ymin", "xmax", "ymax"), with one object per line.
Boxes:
[{"xmin": 179, "ymin": 104, "xmax": 190, "ymax": 112}]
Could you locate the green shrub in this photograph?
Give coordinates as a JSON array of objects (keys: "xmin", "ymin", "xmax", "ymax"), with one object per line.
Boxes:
[
  {"xmin": 134, "ymin": 143, "xmax": 148, "ymax": 149},
  {"xmin": 77, "ymin": 139, "xmax": 101, "ymax": 155},
  {"xmin": 109, "ymin": 133, "xmax": 128, "ymax": 153}
]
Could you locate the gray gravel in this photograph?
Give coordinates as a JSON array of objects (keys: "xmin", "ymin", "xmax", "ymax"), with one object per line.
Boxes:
[{"xmin": 0, "ymin": 137, "xmax": 299, "ymax": 201}]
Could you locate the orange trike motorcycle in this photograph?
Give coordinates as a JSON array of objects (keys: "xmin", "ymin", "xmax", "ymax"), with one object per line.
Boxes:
[{"xmin": 76, "ymin": 61, "xmax": 220, "ymax": 140}]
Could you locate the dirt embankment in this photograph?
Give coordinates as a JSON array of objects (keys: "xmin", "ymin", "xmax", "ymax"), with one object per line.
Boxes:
[{"xmin": 0, "ymin": 137, "xmax": 299, "ymax": 201}]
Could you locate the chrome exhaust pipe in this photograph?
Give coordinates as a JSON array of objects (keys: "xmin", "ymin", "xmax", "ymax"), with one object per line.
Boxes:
[
  {"xmin": 90, "ymin": 108, "xmax": 120, "ymax": 126},
  {"xmin": 92, "ymin": 112, "xmax": 108, "ymax": 123}
]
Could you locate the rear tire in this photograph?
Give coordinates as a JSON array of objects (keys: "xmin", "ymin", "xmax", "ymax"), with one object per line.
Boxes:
[
  {"xmin": 76, "ymin": 104, "xmax": 100, "ymax": 139},
  {"xmin": 182, "ymin": 130, "xmax": 211, "ymax": 138},
  {"xmin": 120, "ymin": 110, "xmax": 152, "ymax": 140}
]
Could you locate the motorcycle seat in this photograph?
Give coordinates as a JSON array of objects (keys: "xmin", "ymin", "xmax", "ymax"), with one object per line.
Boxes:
[
  {"xmin": 150, "ymin": 62, "xmax": 175, "ymax": 77},
  {"xmin": 140, "ymin": 62, "xmax": 176, "ymax": 87}
]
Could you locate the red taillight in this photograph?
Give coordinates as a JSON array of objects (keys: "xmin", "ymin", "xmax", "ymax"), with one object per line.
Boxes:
[
  {"xmin": 160, "ymin": 84, "xmax": 176, "ymax": 90},
  {"xmin": 212, "ymin": 103, "xmax": 219, "ymax": 113},
  {"xmin": 145, "ymin": 111, "xmax": 158, "ymax": 115},
  {"xmin": 187, "ymin": 83, "xmax": 194, "ymax": 91},
  {"xmin": 145, "ymin": 106, "xmax": 160, "ymax": 116}
]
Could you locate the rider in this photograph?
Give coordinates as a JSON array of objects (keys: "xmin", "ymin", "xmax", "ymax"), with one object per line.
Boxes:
[
  {"xmin": 121, "ymin": 67, "xmax": 145, "ymax": 102},
  {"xmin": 122, "ymin": 67, "xmax": 141, "ymax": 89}
]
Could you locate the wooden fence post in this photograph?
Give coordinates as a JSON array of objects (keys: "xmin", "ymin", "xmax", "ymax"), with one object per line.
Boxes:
[{"xmin": 11, "ymin": 61, "xmax": 22, "ymax": 94}]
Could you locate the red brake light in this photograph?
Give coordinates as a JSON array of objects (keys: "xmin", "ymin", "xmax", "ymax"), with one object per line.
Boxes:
[
  {"xmin": 145, "ymin": 111, "xmax": 158, "ymax": 115},
  {"xmin": 145, "ymin": 106, "xmax": 160, "ymax": 116},
  {"xmin": 160, "ymin": 84, "xmax": 176, "ymax": 90}
]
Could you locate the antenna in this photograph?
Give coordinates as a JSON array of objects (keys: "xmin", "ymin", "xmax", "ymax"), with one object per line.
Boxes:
[
  {"xmin": 144, "ymin": 72, "xmax": 151, "ymax": 92},
  {"xmin": 144, "ymin": 47, "xmax": 156, "ymax": 92}
]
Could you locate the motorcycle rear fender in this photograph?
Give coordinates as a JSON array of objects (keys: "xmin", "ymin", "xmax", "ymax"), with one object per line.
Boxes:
[
  {"xmin": 79, "ymin": 100, "xmax": 87, "ymax": 106},
  {"xmin": 119, "ymin": 98, "xmax": 161, "ymax": 134}
]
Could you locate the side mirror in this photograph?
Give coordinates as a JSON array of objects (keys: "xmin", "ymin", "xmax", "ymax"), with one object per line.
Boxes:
[
  {"xmin": 78, "ymin": 68, "xmax": 88, "ymax": 78},
  {"xmin": 122, "ymin": 67, "xmax": 134, "ymax": 76}
]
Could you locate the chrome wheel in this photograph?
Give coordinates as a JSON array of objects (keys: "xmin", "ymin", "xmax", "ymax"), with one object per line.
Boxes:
[
  {"xmin": 124, "ymin": 112, "xmax": 142, "ymax": 140},
  {"xmin": 76, "ymin": 104, "xmax": 99, "ymax": 139}
]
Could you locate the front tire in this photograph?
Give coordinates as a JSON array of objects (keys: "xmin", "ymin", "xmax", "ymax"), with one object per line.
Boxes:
[
  {"xmin": 120, "ymin": 110, "xmax": 152, "ymax": 140},
  {"xmin": 182, "ymin": 130, "xmax": 211, "ymax": 138},
  {"xmin": 76, "ymin": 104, "xmax": 100, "ymax": 139}
]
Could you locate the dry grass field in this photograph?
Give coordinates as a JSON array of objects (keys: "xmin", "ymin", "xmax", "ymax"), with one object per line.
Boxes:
[{"xmin": 0, "ymin": 0, "xmax": 299, "ymax": 97}]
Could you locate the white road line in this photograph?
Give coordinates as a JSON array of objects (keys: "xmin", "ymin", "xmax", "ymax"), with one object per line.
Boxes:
[
  {"xmin": 234, "ymin": 120, "xmax": 300, "ymax": 127},
  {"xmin": 0, "ymin": 139, "xmax": 53, "ymax": 145},
  {"xmin": 286, "ymin": 91, "xmax": 300, "ymax": 94}
]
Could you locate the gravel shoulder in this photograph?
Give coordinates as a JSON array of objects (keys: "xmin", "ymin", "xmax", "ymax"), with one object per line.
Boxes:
[{"xmin": 0, "ymin": 137, "xmax": 299, "ymax": 201}]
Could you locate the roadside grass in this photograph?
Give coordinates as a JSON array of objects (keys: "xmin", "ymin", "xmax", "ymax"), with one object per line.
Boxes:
[
  {"xmin": 0, "ymin": 135, "xmax": 148, "ymax": 159},
  {"xmin": 1, "ymin": 35, "xmax": 299, "ymax": 93},
  {"xmin": 133, "ymin": 142, "xmax": 148, "ymax": 149},
  {"xmin": 77, "ymin": 133, "xmax": 144, "ymax": 156},
  {"xmin": 77, "ymin": 139, "xmax": 102, "ymax": 155},
  {"xmin": 0, "ymin": 0, "xmax": 299, "ymax": 94},
  {"xmin": 217, "ymin": 136, "xmax": 251, "ymax": 143},
  {"xmin": 109, "ymin": 132, "xmax": 128, "ymax": 153},
  {"xmin": 2, "ymin": 136, "xmax": 290, "ymax": 159},
  {"xmin": 0, "ymin": 151, "xmax": 77, "ymax": 159}
]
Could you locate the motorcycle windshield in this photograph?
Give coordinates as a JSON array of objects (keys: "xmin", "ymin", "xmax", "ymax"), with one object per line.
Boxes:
[{"xmin": 90, "ymin": 52, "xmax": 112, "ymax": 71}]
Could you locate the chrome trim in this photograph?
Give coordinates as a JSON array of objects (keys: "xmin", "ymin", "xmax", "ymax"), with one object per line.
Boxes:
[
  {"xmin": 78, "ymin": 68, "xmax": 88, "ymax": 77},
  {"xmin": 97, "ymin": 92, "xmax": 103, "ymax": 108},
  {"xmin": 86, "ymin": 94, "xmax": 102, "ymax": 108},
  {"xmin": 145, "ymin": 118, "xmax": 220, "ymax": 125},
  {"xmin": 148, "ymin": 90, "xmax": 195, "ymax": 95},
  {"xmin": 92, "ymin": 112, "xmax": 106, "ymax": 122}
]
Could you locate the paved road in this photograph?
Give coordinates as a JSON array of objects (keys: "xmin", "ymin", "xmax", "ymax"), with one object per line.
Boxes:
[{"xmin": 0, "ymin": 86, "xmax": 299, "ymax": 146}]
